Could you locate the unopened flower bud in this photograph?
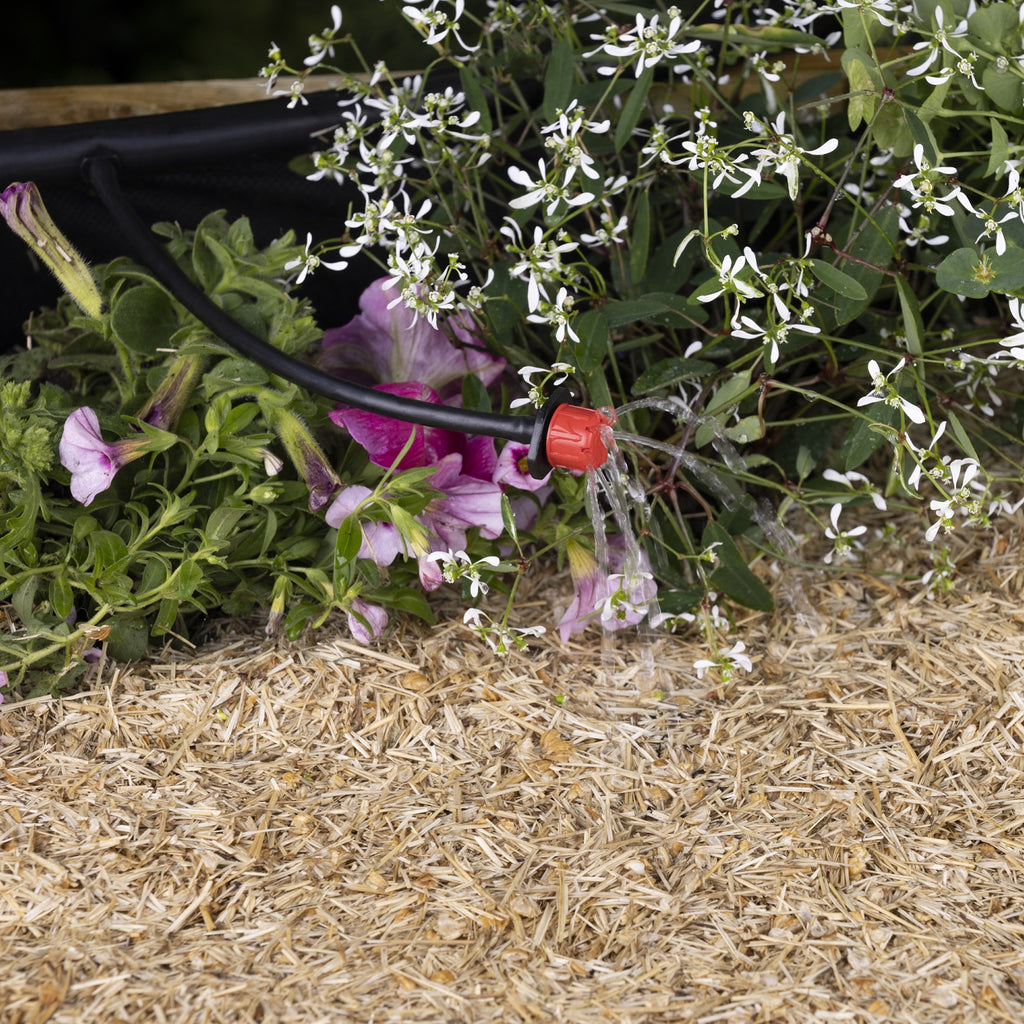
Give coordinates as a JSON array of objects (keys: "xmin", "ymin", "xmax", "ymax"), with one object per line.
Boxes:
[
  {"xmin": 135, "ymin": 352, "xmax": 204, "ymax": 432},
  {"xmin": 268, "ymin": 407, "xmax": 341, "ymax": 511},
  {"xmin": 265, "ymin": 575, "xmax": 289, "ymax": 636},
  {"xmin": 1, "ymin": 182, "xmax": 103, "ymax": 318},
  {"xmin": 261, "ymin": 448, "xmax": 284, "ymax": 476}
]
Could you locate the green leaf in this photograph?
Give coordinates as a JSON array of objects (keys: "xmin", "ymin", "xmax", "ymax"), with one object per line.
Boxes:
[
  {"xmin": 48, "ymin": 575, "xmax": 74, "ymax": 622},
  {"xmin": 723, "ymin": 415, "xmax": 765, "ymax": 445},
  {"xmin": 219, "ymin": 401, "xmax": 261, "ymax": 437},
  {"xmin": 934, "ymin": 247, "xmax": 1024, "ymax": 298},
  {"xmin": 207, "ymin": 504, "xmax": 247, "ymax": 544},
  {"xmin": 631, "ymin": 357, "xmax": 716, "ymax": 395},
  {"xmin": 106, "ymin": 615, "xmax": 150, "ymax": 663},
  {"xmin": 704, "ymin": 367, "xmax": 753, "ymax": 417},
  {"xmin": 703, "ymin": 521, "xmax": 773, "ymax": 612},
  {"xmin": 870, "ymin": 99, "xmax": 912, "ymax": 156},
  {"xmin": 655, "ymin": 585, "xmax": 704, "ymax": 616},
  {"xmin": 629, "ymin": 191, "xmax": 651, "ymax": 287},
  {"xmin": 841, "ymin": 48, "xmax": 879, "ymax": 131},
  {"xmin": 987, "ymin": 117, "xmax": 1010, "ymax": 178},
  {"xmin": 176, "ymin": 560, "xmax": 204, "ymax": 600},
  {"xmin": 968, "ymin": 3, "xmax": 1020, "ymax": 49},
  {"xmin": 946, "ymin": 409, "xmax": 980, "ymax": 463},
  {"xmin": 602, "ymin": 292, "xmax": 698, "ymax": 329},
  {"xmin": 459, "ymin": 66, "xmax": 492, "ymax": 135},
  {"xmin": 462, "ymin": 373, "xmax": 491, "ymax": 414},
  {"xmin": 110, "ymin": 285, "xmax": 178, "ymax": 354},
  {"xmin": 89, "ymin": 530, "xmax": 130, "ymax": 577},
  {"xmin": 828, "ymin": 204, "xmax": 899, "ymax": 327},
  {"xmin": 978, "ymin": 62, "xmax": 1019, "ymax": 114},
  {"xmin": 379, "ymin": 587, "xmax": 436, "ymax": 623},
  {"xmin": 895, "ymin": 276, "xmax": 925, "ymax": 355},
  {"xmin": 542, "ymin": 37, "xmax": 574, "ymax": 122},
  {"xmin": 501, "ymin": 493, "xmax": 519, "ymax": 546},
  {"xmin": 809, "ymin": 260, "xmax": 868, "ymax": 300},
  {"xmin": 12, "ymin": 577, "xmax": 42, "ymax": 630},
  {"xmin": 615, "ymin": 67, "xmax": 654, "ymax": 152},
  {"xmin": 574, "ymin": 309, "xmax": 609, "ymax": 374},
  {"xmin": 335, "ymin": 515, "xmax": 363, "ymax": 565},
  {"xmin": 688, "ymin": 23, "xmax": 824, "ymax": 49}
]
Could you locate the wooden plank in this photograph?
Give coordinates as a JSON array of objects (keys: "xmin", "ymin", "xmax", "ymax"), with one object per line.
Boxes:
[{"xmin": 0, "ymin": 77, "xmax": 340, "ymax": 131}]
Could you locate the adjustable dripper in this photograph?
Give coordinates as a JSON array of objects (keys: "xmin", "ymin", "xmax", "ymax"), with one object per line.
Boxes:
[{"xmin": 528, "ymin": 388, "xmax": 615, "ymax": 478}]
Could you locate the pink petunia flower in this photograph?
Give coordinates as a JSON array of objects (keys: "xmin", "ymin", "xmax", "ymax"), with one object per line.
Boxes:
[
  {"xmin": 59, "ymin": 407, "xmax": 155, "ymax": 506},
  {"xmin": 320, "ymin": 277, "xmax": 504, "ymax": 399},
  {"xmin": 558, "ymin": 538, "xmax": 657, "ymax": 641},
  {"xmin": 346, "ymin": 597, "xmax": 388, "ymax": 643},
  {"xmin": 330, "ymin": 382, "xmax": 505, "ymax": 584},
  {"xmin": 325, "ymin": 484, "xmax": 405, "ymax": 567},
  {"xmin": 493, "ymin": 441, "xmax": 551, "ymax": 492}
]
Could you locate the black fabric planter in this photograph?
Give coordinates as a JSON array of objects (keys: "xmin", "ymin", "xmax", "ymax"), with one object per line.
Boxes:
[{"xmin": 0, "ymin": 89, "xmax": 377, "ymax": 351}]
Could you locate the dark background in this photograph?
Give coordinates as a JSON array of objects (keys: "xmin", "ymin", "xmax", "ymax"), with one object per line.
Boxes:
[{"xmin": 4, "ymin": 0, "xmax": 432, "ymax": 87}]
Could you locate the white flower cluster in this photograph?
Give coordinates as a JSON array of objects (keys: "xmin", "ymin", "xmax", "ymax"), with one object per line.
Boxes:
[
  {"xmin": 583, "ymin": 8, "xmax": 701, "ymax": 77},
  {"xmin": 304, "ymin": 57, "xmax": 493, "ymax": 325}
]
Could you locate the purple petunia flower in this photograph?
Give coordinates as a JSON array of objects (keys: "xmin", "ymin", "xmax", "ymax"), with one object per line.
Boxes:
[
  {"xmin": 325, "ymin": 485, "xmax": 406, "ymax": 567},
  {"xmin": 320, "ymin": 277, "xmax": 504, "ymax": 399},
  {"xmin": 330, "ymin": 383, "xmax": 505, "ymax": 582},
  {"xmin": 58, "ymin": 407, "xmax": 153, "ymax": 505},
  {"xmin": 558, "ymin": 538, "xmax": 657, "ymax": 642},
  {"xmin": 493, "ymin": 441, "xmax": 551, "ymax": 492},
  {"xmin": 0, "ymin": 669, "xmax": 8, "ymax": 705},
  {"xmin": 347, "ymin": 597, "xmax": 388, "ymax": 643}
]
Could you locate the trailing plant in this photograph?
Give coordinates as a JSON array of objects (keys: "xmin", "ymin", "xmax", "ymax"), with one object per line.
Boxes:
[{"xmin": 4, "ymin": 0, "xmax": 1024, "ymax": 696}]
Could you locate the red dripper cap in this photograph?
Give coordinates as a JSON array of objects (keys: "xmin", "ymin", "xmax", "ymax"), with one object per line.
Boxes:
[{"xmin": 544, "ymin": 402, "xmax": 615, "ymax": 472}]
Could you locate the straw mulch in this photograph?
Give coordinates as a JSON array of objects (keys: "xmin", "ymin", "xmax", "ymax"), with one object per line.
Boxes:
[{"xmin": 3, "ymin": 508, "xmax": 1024, "ymax": 1023}]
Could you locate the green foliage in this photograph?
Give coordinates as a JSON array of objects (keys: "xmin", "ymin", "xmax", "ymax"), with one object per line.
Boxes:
[{"xmin": 0, "ymin": 214, "xmax": 437, "ymax": 697}]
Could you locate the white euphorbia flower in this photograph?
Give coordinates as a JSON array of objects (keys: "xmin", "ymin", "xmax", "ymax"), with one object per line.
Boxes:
[
  {"xmin": 304, "ymin": 5, "xmax": 343, "ymax": 67},
  {"xmin": 698, "ymin": 251, "xmax": 763, "ymax": 304},
  {"xmin": 856, "ymin": 358, "xmax": 926, "ymax": 424},
  {"xmin": 823, "ymin": 503, "xmax": 868, "ymax": 564},
  {"xmin": 892, "ymin": 143, "xmax": 976, "ymax": 218},
  {"xmin": 584, "ymin": 9, "xmax": 701, "ymax": 77},
  {"xmin": 905, "ymin": 419, "xmax": 947, "ymax": 492},
  {"xmin": 749, "ymin": 112, "xmax": 839, "ymax": 201},
  {"xmin": 427, "ymin": 550, "xmax": 500, "ymax": 598},
  {"xmin": 1001, "ymin": 298, "xmax": 1024, "ymax": 348},
  {"xmin": 694, "ymin": 640, "xmax": 753, "ymax": 681},
  {"xmin": 510, "ymin": 362, "xmax": 574, "ymax": 409},
  {"xmin": 1001, "ymin": 168, "xmax": 1024, "ymax": 220},
  {"xmin": 823, "ymin": 468, "xmax": 887, "ymax": 511},
  {"xmin": 402, "ymin": 0, "xmax": 480, "ymax": 54},
  {"xmin": 976, "ymin": 209, "xmax": 1016, "ymax": 255},
  {"xmin": 284, "ymin": 233, "xmax": 349, "ymax": 284},
  {"xmin": 731, "ymin": 308, "xmax": 820, "ymax": 364},
  {"xmin": 508, "ymin": 159, "xmax": 596, "ymax": 216},
  {"xmin": 906, "ymin": 6, "xmax": 969, "ymax": 78}
]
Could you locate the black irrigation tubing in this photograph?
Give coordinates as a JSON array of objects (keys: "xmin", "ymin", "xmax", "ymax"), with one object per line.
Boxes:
[{"xmin": 83, "ymin": 152, "xmax": 540, "ymax": 448}]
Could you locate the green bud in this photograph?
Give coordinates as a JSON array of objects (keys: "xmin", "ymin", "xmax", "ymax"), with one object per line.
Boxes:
[
  {"xmin": 267, "ymin": 406, "xmax": 341, "ymax": 512},
  {"xmin": 136, "ymin": 352, "xmax": 205, "ymax": 432},
  {"xmin": 1, "ymin": 182, "xmax": 103, "ymax": 318}
]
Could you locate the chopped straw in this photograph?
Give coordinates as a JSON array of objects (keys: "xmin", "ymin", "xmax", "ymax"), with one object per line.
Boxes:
[{"xmin": 3, "ymin": 505, "xmax": 1024, "ymax": 1022}]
